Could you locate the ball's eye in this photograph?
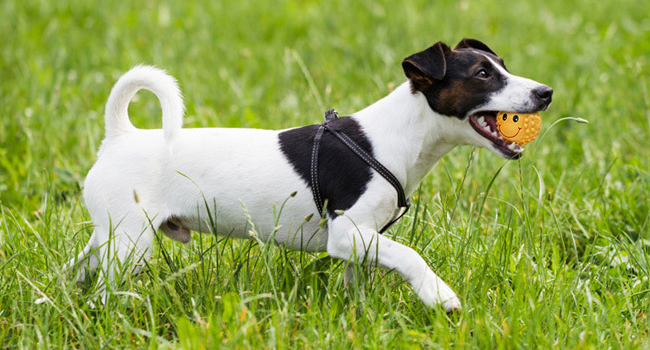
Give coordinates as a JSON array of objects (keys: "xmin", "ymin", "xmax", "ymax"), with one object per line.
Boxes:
[
  {"xmin": 502, "ymin": 113, "xmax": 508, "ymax": 121},
  {"xmin": 513, "ymin": 115, "xmax": 519, "ymax": 122},
  {"xmin": 475, "ymin": 69, "xmax": 488, "ymax": 78}
]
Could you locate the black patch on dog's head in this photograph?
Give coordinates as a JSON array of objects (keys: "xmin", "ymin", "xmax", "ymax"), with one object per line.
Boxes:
[
  {"xmin": 402, "ymin": 38, "xmax": 508, "ymax": 119},
  {"xmin": 455, "ymin": 38, "xmax": 497, "ymax": 56},
  {"xmin": 278, "ymin": 117, "xmax": 373, "ymax": 218},
  {"xmin": 454, "ymin": 38, "xmax": 508, "ymax": 71}
]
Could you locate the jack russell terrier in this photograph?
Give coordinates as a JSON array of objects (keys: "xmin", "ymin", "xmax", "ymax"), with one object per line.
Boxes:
[{"xmin": 62, "ymin": 38, "xmax": 552, "ymax": 311}]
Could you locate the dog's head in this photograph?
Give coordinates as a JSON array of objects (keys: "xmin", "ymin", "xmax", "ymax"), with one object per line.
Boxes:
[{"xmin": 402, "ymin": 38, "xmax": 553, "ymax": 159}]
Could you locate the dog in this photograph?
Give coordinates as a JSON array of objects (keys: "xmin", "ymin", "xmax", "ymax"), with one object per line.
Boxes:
[{"xmin": 63, "ymin": 38, "xmax": 552, "ymax": 311}]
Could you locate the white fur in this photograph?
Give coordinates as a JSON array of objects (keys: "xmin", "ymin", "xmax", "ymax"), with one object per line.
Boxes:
[
  {"xmin": 104, "ymin": 65, "xmax": 184, "ymax": 145},
  {"xmin": 63, "ymin": 63, "xmax": 545, "ymax": 311}
]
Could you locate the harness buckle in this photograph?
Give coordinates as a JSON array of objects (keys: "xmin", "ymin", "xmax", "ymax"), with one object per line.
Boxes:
[{"xmin": 324, "ymin": 109, "xmax": 339, "ymax": 122}]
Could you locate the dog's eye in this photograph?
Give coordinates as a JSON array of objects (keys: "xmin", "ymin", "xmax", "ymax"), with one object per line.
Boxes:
[
  {"xmin": 475, "ymin": 69, "xmax": 488, "ymax": 78},
  {"xmin": 502, "ymin": 113, "xmax": 507, "ymax": 121},
  {"xmin": 513, "ymin": 115, "xmax": 519, "ymax": 122}
]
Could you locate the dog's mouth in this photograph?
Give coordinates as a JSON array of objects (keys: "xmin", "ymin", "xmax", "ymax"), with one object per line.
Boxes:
[{"xmin": 469, "ymin": 111, "xmax": 524, "ymax": 159}]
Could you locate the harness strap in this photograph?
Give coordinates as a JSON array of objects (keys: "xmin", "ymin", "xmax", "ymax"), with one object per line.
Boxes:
[
  {"xmin": 310, "ymin": 109, "xmax": 410, "ymax": 233},
  {"xmin": 309, "ymin": 113, "xmax": 332, "ymax": 217}
]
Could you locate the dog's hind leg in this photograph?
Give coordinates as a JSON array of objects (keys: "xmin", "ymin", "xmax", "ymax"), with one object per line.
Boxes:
[
  {"xmin": 327, "ymin": 218, "xmax": 461, "ymax": 312},
  {"xmin": 63, "ymin": 234, "xmax": 101, "ymax": 282},
  {"xmin": 90, "ymin": 214, "xmax": 158, "ymax": 305}
]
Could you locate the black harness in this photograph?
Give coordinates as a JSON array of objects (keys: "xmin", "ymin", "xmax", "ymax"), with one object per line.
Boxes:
[{"xmin": 310, "ymin": 109, "xmax": 410, "ymax": 233}]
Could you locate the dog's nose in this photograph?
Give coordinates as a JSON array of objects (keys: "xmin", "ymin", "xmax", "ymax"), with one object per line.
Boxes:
[{"xmin": 534, "ymin": 85, "xmax": 553, "ymax": 105}]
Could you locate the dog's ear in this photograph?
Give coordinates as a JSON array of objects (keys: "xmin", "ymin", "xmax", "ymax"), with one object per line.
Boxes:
[
  {"xmin": 454, "ymin": 38, "xmax": 497, "ymax": 56},
  {"xmin": 402, "ymin": 42, "xmax": 450, "ymax": 90}
]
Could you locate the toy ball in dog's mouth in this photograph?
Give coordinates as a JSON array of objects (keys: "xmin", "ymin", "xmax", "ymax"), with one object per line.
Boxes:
[
  {"xmin": 495, "ymin": 111, "xmax": 542, "ymax": 146},
  {"xmin": 469, "ymin": 111, "xmax": 543, "ymax": 158}
]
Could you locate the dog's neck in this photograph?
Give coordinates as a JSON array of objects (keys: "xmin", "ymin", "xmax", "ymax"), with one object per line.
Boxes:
[{"xmin": 353, "ymin": 82, "xmax": 466, "ymax": 195}]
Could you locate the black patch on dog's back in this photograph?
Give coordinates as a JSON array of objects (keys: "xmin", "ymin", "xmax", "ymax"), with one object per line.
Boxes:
[{"xmin": 278, "ymin": 117, "xmax": 373, "ymax": 217}]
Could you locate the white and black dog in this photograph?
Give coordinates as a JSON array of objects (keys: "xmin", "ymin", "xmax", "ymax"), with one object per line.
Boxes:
[{"xmin": 64, "ymin": 38, "xmax": 552, "ymax": 311}]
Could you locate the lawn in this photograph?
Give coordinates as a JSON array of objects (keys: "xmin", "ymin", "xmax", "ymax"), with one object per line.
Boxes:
[{"xmin": 1, "ymin": 0, "xmax": 649, "ymax": 348}]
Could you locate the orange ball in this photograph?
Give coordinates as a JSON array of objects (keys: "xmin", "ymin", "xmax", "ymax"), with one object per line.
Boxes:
[{"xmin": 495, "ymin": 111, "xmax": 542, "ymax": 146}]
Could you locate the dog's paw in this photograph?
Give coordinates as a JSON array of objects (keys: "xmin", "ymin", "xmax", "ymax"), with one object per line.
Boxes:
[
  {"xmin": 416, "ymin": 274, "xmax": 461, "ymax": 312},
  {"xmin": 430, "ymin": 284, "xmax": 461, "ymax": 313},
  {"xmin": 441, "ymin": 295, "xmax": 462, "ymax": 313},
  {"xmin": 34, "ymin": 296, "xmax": 49, "ymax": 305}
]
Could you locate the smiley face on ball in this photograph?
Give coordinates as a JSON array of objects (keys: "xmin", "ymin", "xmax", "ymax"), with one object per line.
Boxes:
[{"xmin": 495, "ymin": 111, "xmax": 542, "ymax": 146}]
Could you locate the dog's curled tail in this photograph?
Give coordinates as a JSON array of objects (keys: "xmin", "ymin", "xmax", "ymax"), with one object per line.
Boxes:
[{"xmin": 104, "ymin": 65, "xmax": 184, "ymax": 146}]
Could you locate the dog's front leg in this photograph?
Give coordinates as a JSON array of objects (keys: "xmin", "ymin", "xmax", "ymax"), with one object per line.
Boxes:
[{"xmin": 327, "ymin": 219, "xmax": 461, "ymax": 312}]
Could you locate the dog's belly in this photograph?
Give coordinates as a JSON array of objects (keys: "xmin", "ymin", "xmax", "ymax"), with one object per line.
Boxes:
[
  {"xmin": 172, "ymin": 210, "xmax": 327, "ymax": 252},
  {"xmin": 88, "ymin": 128, "xmax": 328, "ymax": 252}
]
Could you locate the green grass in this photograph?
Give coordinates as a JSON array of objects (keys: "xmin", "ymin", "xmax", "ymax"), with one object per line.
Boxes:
[{"xmin": 1, "ymin": 0, "xmax": 650, "ymax": 348}]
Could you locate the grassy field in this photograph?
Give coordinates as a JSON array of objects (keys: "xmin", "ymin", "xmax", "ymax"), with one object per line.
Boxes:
[{"xmin": 1, "ymin": 0, "xmax": 650, "ymax": 348}]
